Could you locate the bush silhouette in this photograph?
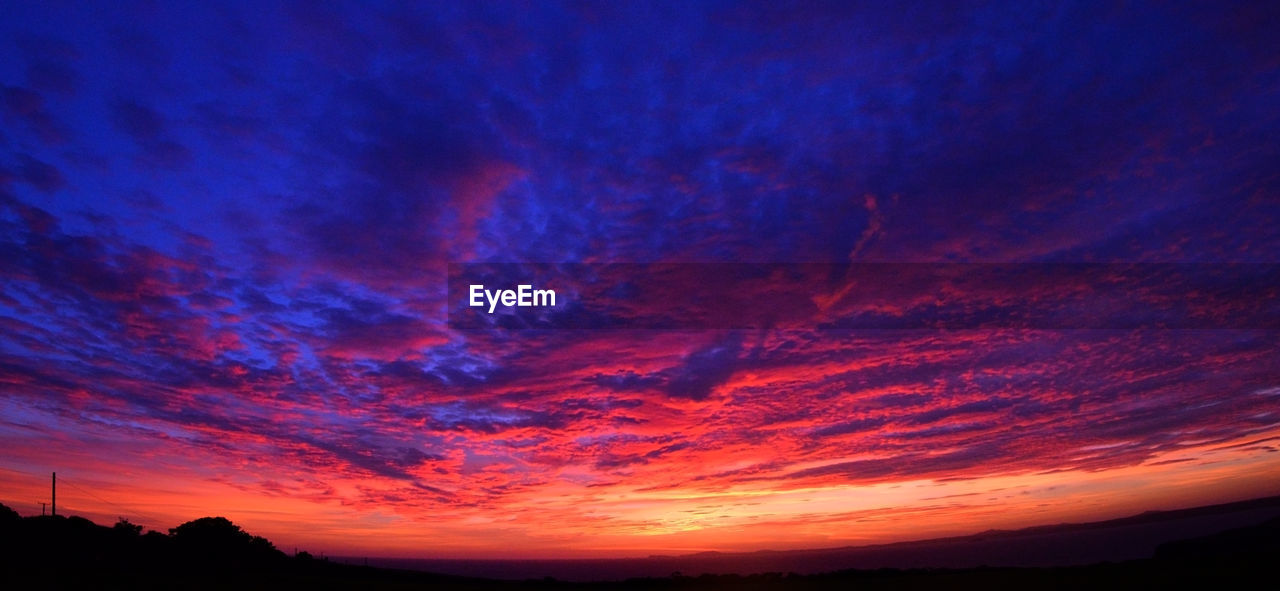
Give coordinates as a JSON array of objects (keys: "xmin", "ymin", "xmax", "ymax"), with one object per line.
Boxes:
[
  {"xmin": 0, "ymin": 502, "xmax": 19, "ymax": 525},
  {"xmin": 169, "ymin": 516, "xmax": 250, "ymax": 546},
  {"xmin": 169, "ymin": 516, "xmax": 284, "ymax": 568},
  {"xmin": 113, "ymin": 517, "xmax": 142, "ymax": 536}
]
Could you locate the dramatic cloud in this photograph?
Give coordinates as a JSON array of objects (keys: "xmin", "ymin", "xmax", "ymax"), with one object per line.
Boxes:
[{"xmin": 1, "ymin": 1, "xmax": 1278, "ymax": 559}]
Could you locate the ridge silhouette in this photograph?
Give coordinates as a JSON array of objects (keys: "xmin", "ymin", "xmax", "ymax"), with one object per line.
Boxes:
[{"xmin": 1, "ymin": 501, "xmax": 1277, "ymax": 589}]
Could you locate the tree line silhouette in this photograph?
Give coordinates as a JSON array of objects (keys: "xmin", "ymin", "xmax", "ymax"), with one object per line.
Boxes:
[
  {"xmin": 1, "ymin": 502, "xmax": 290, "ymax": 572},
  {"xmin": 2, "ymin": 501, "xmax": 1277, "ymax": 589}
]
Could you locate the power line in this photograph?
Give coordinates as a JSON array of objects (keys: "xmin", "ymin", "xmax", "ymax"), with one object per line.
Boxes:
[
  {"xmin": 51, "ymin": 476, "xmax": 171, "ymax": 529},
  {"xmin": 0, "ymin": 466, "xmax": 54, "ymax": 514},
  {"xmin": 0, "ymin": 465, "xmax": 47, "ymax": 478},
  {"xmin": 1, "ymin": 466, "xmax": 172, "ymax": 529}
]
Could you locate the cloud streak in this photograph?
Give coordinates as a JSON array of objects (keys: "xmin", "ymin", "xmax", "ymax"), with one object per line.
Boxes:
[{"xmin": 1, "ymin": 0, "xmax": 1278, "ymax": 558}]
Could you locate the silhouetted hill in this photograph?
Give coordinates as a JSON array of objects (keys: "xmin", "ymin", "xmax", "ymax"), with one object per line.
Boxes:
[
  {"xmin": 0, "ymin": 510, "xmax": 287, "ymax": 579},
  {"xmin": 1156, "ymin": 516, "xmax": 1280, "ymax": 560},
  {"xmin": 635, "ymin": 494, "xmax": 1280, "ymax": 572},
  {"xmin": 0, "ymin": 507, "xmax": 486, "ymax": 589},
  {"xmin": 1, "ymin": 500, "xmax": 1277, "ymax": 589},
  {"xmin": 366, "ymin": 495, "xmax": 1280, "ymax": 580}
]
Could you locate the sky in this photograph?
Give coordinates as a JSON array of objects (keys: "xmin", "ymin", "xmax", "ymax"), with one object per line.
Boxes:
[{"xmin": 2, "ymin": 1, "xmax": 1279, "ymax": 559}]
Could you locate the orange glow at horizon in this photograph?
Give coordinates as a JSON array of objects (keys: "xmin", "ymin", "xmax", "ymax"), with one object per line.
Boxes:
[
  {"xmin": 4, "ymin": 0, "xmax": 1280, "ymax": 567},
  {"xmin": 5, "ymin": 421, "xmax": 1279, "ymax": 559}
]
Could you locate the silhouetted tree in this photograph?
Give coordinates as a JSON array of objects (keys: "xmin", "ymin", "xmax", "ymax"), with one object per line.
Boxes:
[
  {"xmin": 113, "ymin": 517, "xmax": 142, "ymax": 536},
  {"xmin": 0, "ymin": 502, "xmax": 20, "ymax": 525},
  {"xmin": 168, "ymin": 516, "xmax": 284, "ymax": 569}
]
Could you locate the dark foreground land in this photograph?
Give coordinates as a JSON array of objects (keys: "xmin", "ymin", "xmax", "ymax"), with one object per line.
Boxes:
[{"xmin": 1, "ymin": 500, "xmax": 1277, "ymax": 590}]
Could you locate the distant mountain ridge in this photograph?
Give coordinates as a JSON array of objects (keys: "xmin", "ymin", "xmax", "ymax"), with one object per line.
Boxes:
[
  {"xmin": 3, "ymin": 496, "xmax": 1280, "ymax": 588},
  {"xmin": 652, "ymin": 494, "xmax": 1280, "ymax": 561},
  {"xmin": 366, "ymin": 494, "xmax": 1280, "ymax": 580}
]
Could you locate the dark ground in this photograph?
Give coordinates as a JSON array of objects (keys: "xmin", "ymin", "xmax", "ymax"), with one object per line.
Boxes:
[
  {"xmin": 1, "ymin": 500, "xmax": 1277, "ymax": 589},
  {"xmin": 356, "ymin": 496, "xmax": 1280, "ymax": 581}
]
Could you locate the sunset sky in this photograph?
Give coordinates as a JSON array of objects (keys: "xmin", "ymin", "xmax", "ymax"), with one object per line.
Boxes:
[{"xmin": 2, "ymin": 2, "xmax": 1279, "ymax": 559}]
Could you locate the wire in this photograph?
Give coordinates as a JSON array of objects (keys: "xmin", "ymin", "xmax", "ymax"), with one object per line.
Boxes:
[
  {"xmin": 0, "ymin": 465, "xmax": 53, "ymax": 513},
  {"xmin": 0, "ymin": 466, "xmax": 171, "ymax": 529},
  {"xmin": 53, "ymin": 476, "xmax": 171, "ymax": 529},
  {"xmin": 0, "ymin": 465, "xmax": 48, "ymax": 478}
]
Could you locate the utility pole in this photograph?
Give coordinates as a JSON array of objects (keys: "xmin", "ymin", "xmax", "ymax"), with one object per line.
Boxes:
[
  {"xmin": 51, "ymin": 472, "xmax": 56, "ymax": 516},
  {"xmin": 39, "ymin": 502, "xmax": 47, "ymax": 516}
]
